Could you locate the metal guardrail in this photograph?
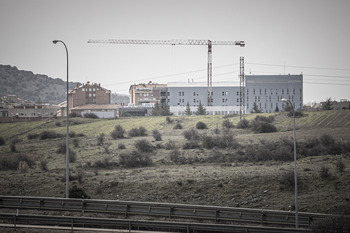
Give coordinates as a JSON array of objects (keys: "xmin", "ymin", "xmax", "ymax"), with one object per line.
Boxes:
[
  {"xmin": 0, "ymin": 212, "xmax": 309, "ymax": 233},
  {"xmin": 0, "ymin": 195, "xmax": 334, "ymax": 228}
]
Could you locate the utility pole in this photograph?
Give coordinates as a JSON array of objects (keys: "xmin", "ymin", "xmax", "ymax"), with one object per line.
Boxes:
[{"xmin": 240, "ymin": 57, "xmax": 245, "ymax": 120}]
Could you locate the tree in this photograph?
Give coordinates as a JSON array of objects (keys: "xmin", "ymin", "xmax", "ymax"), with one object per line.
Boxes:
[
  {"xmin": 185, "ymin": 102, "xmax": 191, "ymax": 115},
  {"xmin": 151, "ymin": 102, "xmax": 161, "ymax": 116},
  {"xmin": 250, "ymin": 102, "xmax": 261, "ymax": 113},
  {"xmin": 274, "ymin": 104, "xmax": 280, "ymax": 112},
  {"xmin": 195, "ymin": 101, "xmax": 206, "ymax": 115},
  {"xmin": 322, "ymin": 97, "xmax": 333, "ymax": 110},
  {"xmin": 160, "ymin": 103, "xmax": 172, "ymax": 116}
]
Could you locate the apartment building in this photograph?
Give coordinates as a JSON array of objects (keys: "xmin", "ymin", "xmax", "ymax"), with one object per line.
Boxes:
[
  {"xmin": 129, "ymin": 81, "xmax": 167, "ymax": 106},
  {"xmin": 68, "ymin": 81, "xmax": 111, "ymax": 109}
]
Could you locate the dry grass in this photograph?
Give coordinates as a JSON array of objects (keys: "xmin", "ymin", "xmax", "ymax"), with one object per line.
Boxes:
[{"xmin": 0, "ymin": 110, "xmax": 350, "ymax": 214}]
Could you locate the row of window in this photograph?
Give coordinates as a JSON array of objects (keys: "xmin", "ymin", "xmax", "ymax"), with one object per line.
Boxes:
[
  {"xmin": 82, "ymin": 87, "xmax": 99, "ymax": 92},
  {"xmin": 247, "ymin": 88, "xmax": 301, "ymax": 96}
]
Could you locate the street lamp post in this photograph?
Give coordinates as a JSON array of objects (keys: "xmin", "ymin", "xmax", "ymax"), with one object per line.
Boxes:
[
  {"xmin": 53, "ymin": 40, "xmax": 70, "ymax": 198},
  {"xmin": 282, "ymin": 98, "xmax": 298, "ymax": 228}
]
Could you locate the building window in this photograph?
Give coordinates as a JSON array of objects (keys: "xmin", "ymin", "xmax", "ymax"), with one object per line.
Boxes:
[
  {"xmin": 287, "ymin": 89, "xmax": 289, "ymax": 95},
  {"xmin": 293, "ymin": 88, "xmax": 295, "ymax": 95},
  {"xmin": 247, "ymin": 89, "xmax": 249, "ymax": 95},
  {"xmin": 253, "ymin": 89, "xmax": 255, "ymax": 95},
  {"xmin": 282, "ymin": 89, "xmax": 284, "ymax": 95},
  {"xmin": 89, "ymin": 93, "xmax": 92, "ymax": 97},
  {"xmin": 236, "ymin": 91, "xmax": 239, "ymax": 96},
  {"xmin": 258, "ymin": 96, "xmax": 260, "ymax": 102},
  {"xmin": 82, "ymin": 88, "xmax": 85, "ymax": 92},
  {"xmin": 237, "ymin": 98, "xmax": 239, "ymax": 102},
  {"xmin": 259, "ymin": 89, "xmax": 261, "ymax": 95}
]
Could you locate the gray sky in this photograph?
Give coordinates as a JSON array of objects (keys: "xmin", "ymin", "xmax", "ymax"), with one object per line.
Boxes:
[{"xmin": 1, "ymin": 0, "xmax": 349, "ymax": 104}]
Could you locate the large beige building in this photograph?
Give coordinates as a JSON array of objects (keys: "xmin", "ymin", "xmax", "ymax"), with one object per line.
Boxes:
[{"xmin": 129, "ymin": 81, "xmax": 167, "ymax": 106}]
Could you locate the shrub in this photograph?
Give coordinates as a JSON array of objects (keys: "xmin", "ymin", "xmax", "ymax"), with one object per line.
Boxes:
[
  {"xmin": 128, "ymin": 127, "xmax": 147, "ymax": 137},
  {"xmin": 320, "ymin": 166, "xmax": 331, "ymax": 179},
  {"xmin": 111, "ymin": 125, "xmax": 125, "ymax": 139},
  {"xmin": 319, "ymin": 134, "xmax": 335, "ymax": 147},
  {"xmin": 311, "ymin": 215, "xmax": 350, "ymax": 232},
  {"xmin": 182, "ymin": 141, "xmax": 200, "ymax": 149},
  {"xmin": 40, "ymin": 131, "xmax": 63, "ymax": 140},
  {"xmin": 222, "ymin": 119, "xmax": 234, "ymax": 129},
  {"xmin": 236, "ymin": 118, "xmax": 250, "ymax": 129},
  {"xmin": 69, "ymin": 185, "xmax": 90, "ymax": 199},
  {"xmin": 18, "ymin": 161, "xmax": 29, "ymax": 173},
  {"xmin": 183, "ymin": 129, "xmax": 200, "ymax": 141},
  {"xmin": 91, "ymin": 157, "xmax": 117, "ymax": 169},
  {"xmin": 251, "ymin": 120, "xmax": 277, "ymax": 133},
  {"xmin": 288, "ymin": 110, "xmax": 306, "ymax": 118},
  {"xmin": 196, "ymin": 121, "xmax": 207, "ymax": 129},
  {"xmin": 40, "ymin": 160, "xmax": 48, "ymax": 171},
  {"xmin": 152, "ymin": 130, "xmax": 162, "ymax": 141},
  {"xmin": 254, "ymin": 115, "xmax": 274, "ymax": 123},
  {"xmin": 169, "ymin": 149, "xmax": 181, "ymax": 163},
  {"xmin": 335, "ymin": 159, "xmax": 345, "ymax": 172},
  {"xmin": 0, "ymin": 137, "xmax": 5, "ymax": 146},
  {"xmin": 69, "ymin": 150, "xmax": 77, "ymax": 163},
  {"xmin": 69, "ymin": 112, "xmax": 79, "ymax": 118},
  {"xmin": 164, "ymin": 140, "xmax": 176, "ymax": 150},
  {"xmin": 0, "ymin": 154, "xmax": 35, "ymax": 170},
  {"xmin": 118, "ymin": 143, "xmax": 126, "ymax": 149},
  {"xmin": 27, "ymin": 133, "xmax": 40, "ymax": 140},
  {"xmin": 72, "ymin": 138, "xmax": 80, "ymax": 148},
  {"xmin": 57, "ymin": 143, "xmax": 76, "ymax": 162},
  {"xmin": 84, "ymin": 113, "xmax": 99, "ymax": 119},
  {"xmin": 97, "ymin": 133, "xmax": 105, "ymax": 146},
  {"xmin": 173, "ymin": 123, "xmax": 183, "ymax": 129},
  {"xmin": 134, "ymin": 139, "xmax": 154, "ymax": 152},
  {"xmin": 166, "ymin": 116, "xmax": 173, "ymax": 124},
  {"xmin": 119, "ymin": 150, "xmax": 152, "ymax": 168},
  {"xmin": 55, "ymin": 121, "xmax": 62, "ymax": 127},
  {"xmin": 279, "ymin": 170, "xmax": 296, "ymax": 190}
]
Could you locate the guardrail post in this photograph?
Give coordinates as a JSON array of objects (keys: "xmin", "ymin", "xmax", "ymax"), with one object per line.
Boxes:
[
  {"xmin": 169, "ymin": 207, "xmax": 173, "ymax": 219},
  {"xmin": 13, "ymin": 215, "xmax": 16, "ymax": 231},
  {"xmin": 128, "ymin": 221, "xmax": 131, "ymax": 233},
  {"xmin": 261, "ymin": 211, "xmax": 265, "ymax": 224},
  {"xmin": 215, "ymin": 209, "xmax": 219, "ymax": 222},
  {"xmin": 71, "ymin": 218, "xmax": 74, "ymax": 233},
  {"xmin": 39, "ymin": 199, "xmax": 43, "ymax": 210},
  {"xmin": 186, "ymin": 224, "xmax": 190, "ymax": 233},
  {"xmin": 82, "ymin": 199, "xmax": 86, "ymax": 214},
  {"xmin": 125, "ymin": 204, "xmax": 129, "ymax": 218}
]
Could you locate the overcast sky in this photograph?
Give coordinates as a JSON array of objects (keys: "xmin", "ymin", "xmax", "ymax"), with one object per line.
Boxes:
[{"xmin": 1, "ymin": 0, "xmax": 349, "ymax": 104}]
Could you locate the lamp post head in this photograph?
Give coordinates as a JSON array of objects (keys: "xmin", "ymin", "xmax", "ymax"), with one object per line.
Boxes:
[
  {"xmin": 52, "ymin": 40, "xmax": 60, "ymax": 44},
  {"xmin": 281, "ymin": 98, "xmax": 288, "ymax": 102},
  {"xmin": 235, "ymin": 41, "xmax": 245, "ymax": 47}
]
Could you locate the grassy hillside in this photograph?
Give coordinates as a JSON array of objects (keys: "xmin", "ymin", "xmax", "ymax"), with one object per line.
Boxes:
[{"xmin": 0, "ymin": 110, "xmax": 350, "ymax": 215}]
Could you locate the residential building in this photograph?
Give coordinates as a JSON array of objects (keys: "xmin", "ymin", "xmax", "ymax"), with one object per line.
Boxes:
[
  {"xmin": 68, "ymin": 81, "xmax": 111, "ymax": 109},
  {"xmin": 129, "ymin": 81, "xmax": 167, "ymax": 106},
  {"xmin": 0, "ymin": 95, "xmax": 59, "ymax": 122}
]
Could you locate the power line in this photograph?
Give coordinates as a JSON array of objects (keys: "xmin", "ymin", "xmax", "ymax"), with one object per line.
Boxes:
[{"xmin": 246, "ymin": 62, "xmax": 350, "ymax": 71}]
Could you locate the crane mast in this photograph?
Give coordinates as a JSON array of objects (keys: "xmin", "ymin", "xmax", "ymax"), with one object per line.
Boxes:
[{"xmin": 88, "ymin": 39, "xmax": 245, "ymax": 106}]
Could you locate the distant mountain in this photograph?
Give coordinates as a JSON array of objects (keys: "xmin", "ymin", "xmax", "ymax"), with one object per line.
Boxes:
[{"xmin": 0, "ymin": 64, "xmax": 129, "ymax": 105}]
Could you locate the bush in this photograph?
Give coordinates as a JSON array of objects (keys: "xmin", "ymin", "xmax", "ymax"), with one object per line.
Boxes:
[
  {"xmin": 72, "ymin": 138, "xmax": 80, "ymax": 148},
  {"xmin": 236, "ymin": 118, "xmax": 250, "ymax": 129},
  {"xmin": 169, "ymin": 149, "xmax": 181, "ymax": 163},
  {"xmin": 166, "ymin": 116, "xmax": 173, "ymax": 124},
  {"xmin": 135, "ymin": 139, "xmax": 154, "ymax": 152},
  {"xmin": 40, "ymin": 160, "xmax": 48, "ymax": 171},
  {"xmin": 288, "ymin": 110, "xmax": 306, "ymax": 118},
  {"xmin": 336, "ymin": 159, "xmax": 345, "ymax": 172},
  {"xmin": 111, "ymin": 125, "xmax": 125, "ymax": 139},
  {"xmin": 196, "ymin": 121, "xmax": 207, "ymax": 129},
  {"xmin": 311, "ymin": 215, "xmax": 350, "ymax": 232},
  {"xmin": 90, "ymin": 157, "xmax": 117, "ymax": 169},
  {"xmin": 183, "ymin": 129, "xmax": 200, "ymax": 141},
  {"xmin": 40, "ymin": 131, "xmax": 63, "ymax": 140},
  {"xmin": 0, "ymin": 154, "xmax": 35, "ymax": 170},
  {"xmin": 164, "ymin": 140, "xmax": 176, "ymax": 150},
  {"xmin": 254, "ymin": 115, "xmax": 274, "ymax": 123},
  {"xmin": 319, "ymin": 134, "xmax": 335, "ymax": 147},
  {"xmin": 279, "ymin": 170, "xmax": 296, "ymax": 190},
  {"xmin": 182, "ymin": 141, "xmax": 200, "ymax": 149},
  {"xmin": 251, "ymin": 120, "xmax": 277, "ymax": 133},
  {"xmin": 128, "ymin": 127, "xmax": 147, "ymax": 137},
  {"xmin": 320, "ymin": 166, "xmax": 331, "ymax": 179},
  {"xmin": 152, "ymin": 130, "xmax": 162, "ymax": 141},
  {"xmin": 222, "ymin": 119, "xmax": 234, "ymax": 129},
  {"xmin": 97, "ymin": 133, "xmax": 105, "ymax": 146},
  {"xmin": 55, "ymin": 121, "xmax": 62, "ymax": 127},
  {"xmin": 119, "ymin": 150, "xmax": 152, "ymax": 168},
  {"xmin": 118, "ymin": 143, "xmax": 126, "ymax": 149},
  {"xmin": 27, "ymin": 133, "xmax": 40, "ymax": 140},
  {"xmin": 173, "ymin": 123, "xmax": 183, "ymax": 129},
  {"xmin": 83, "ymin": 113, "xmax": 99, "ymax": 119},
  {"xmin": 18, "ymin": 161, "xmax": 29, "ymax": 173},
  {"xmin": 69, "ymin": 185, "xmax": 90, "ymax": 199},
  {"xmin": 0, "ymin": 137, "xmax": 5, "ymax": 146}
]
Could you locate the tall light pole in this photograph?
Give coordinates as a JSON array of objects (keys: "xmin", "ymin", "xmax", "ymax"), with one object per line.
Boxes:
[
  {"xmin": 282, "ymin": 98, "xmax": 298, "ymax": 228},
  {"xmin": 53, "ymin": 40, "xmax": 70, "ymax": 198}
]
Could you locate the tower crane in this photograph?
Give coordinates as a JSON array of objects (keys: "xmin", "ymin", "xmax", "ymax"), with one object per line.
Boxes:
[{"xmin": 88, "ymin": 39, "xmax": 245, "ymax": 106}]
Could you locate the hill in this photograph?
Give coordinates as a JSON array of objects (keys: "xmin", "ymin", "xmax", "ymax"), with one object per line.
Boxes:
[
  {"xmin": 0, "ymin": 110, "xmax": 349, "ymax": 215},
  {"xmin": 0, "ymin": 64, "xmax": 129, "ymax": 104}
]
